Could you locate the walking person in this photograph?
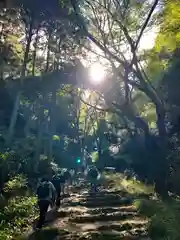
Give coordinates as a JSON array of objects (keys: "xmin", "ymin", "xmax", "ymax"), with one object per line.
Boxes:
[
  {"xmin": 69, "ymin": 168, "xmax": 75, "ymax": 185},
  {"xmin": 63, "ymin": 169, "xmax": 71, "ymax": 194},
  {"xmin": 52, "ymin": 173, "xmax": 63, "ymax": 208},
  {"xmin": 36, "ymin": 177, "xmax": 56, "ymax": 229},
  {"xmin": 86, "ymin": 165, "xmax": 101, "ymax": 193}
]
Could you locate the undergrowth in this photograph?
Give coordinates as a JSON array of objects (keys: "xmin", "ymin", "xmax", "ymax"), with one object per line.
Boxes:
[
  {"xmin": 106, "ymin": 172, "xmax": 180, "ymax": 239},
  {"xmin": 0, "ymin": 175, "xmax": 38, "ymax": 240},
  {"xmin": 3, "ymin": 175, "xmax": 27, "ymax": 193},
  {"xmin": 104, "ymin": 172, "xmax": 154, "ymax": 195},
  {"xmin": 134, "ymin": 198, "xmax": 180, "ymax": 239}
]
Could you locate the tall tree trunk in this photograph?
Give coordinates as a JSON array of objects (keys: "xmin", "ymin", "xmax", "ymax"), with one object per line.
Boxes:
[
  {"xmin": 0, "ymin": 23, "xmax": 5, "ymax": 79},
  {"xmin": 48, "ymin": 90, "xmax": 57, "ymax": 161},
  {"xmin": 32, "ymin": 26, "xmax": 40, "ymax": 76},
  {"xmin": 6, "ymin": 15, "xmax": 34, "ymax": 145},
  {"xmin": 24, "ymin": 104, "xmax": 33, "ymax": 137},
  {"xmin": 155, "ymin": 105, "xmax": 169, "ymax": 198},
  {"xmin": 45, "ymin": 31, "xmax": 52, "ymax": 73},
  {"xmin": 43, "ymin": 111, "xmax": 49, "ymax": 156},
  {"xmin": 156, "ymin": 106, "xmax": 166, "ymax": 138},
  {"xmin": 34, "ymin": 103, "xmax": 44, "ymax": 172},
  {"xmin": 54, "ymin": 38, "xmax": 61, "ymax": 70}
]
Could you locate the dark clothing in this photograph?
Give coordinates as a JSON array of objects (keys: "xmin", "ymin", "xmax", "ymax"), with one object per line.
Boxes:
[
  {"xmin": 69, "ymin": 169, "xmax": 75, "ymax": 185},
  {"xmin": 63, "ymin": 171, "xmax": 71, "ymax": 194},
  {"xmin": 89, "ymin": 168, "xmax": 98, "ymax": 178},
  {"xmin": 64, "ymin": 171, "xmax": 71, "ymax": 182},
  {"xmin": 91, "ymin": 183, "xmax": 98, "ymax": 193},
  {"xmin": 36, "ymin": 180, "xmax": 56, "ymax": 202},
  {"xmin": 56, "ymin": 187, "xmax": 61, "ymax": 207},
  {"xmin": 37, "ymin": 182, "xmax": 51, "ymax": 199},
  {"xmin": 86, "ymin": 167, "xmax": 100, "ymax": 193},
  {"xmin": 87, "ymin": 167, "xmax": 99, "ymax": 180},
  {"xmin": 36, "ymin": 180, "xmax": 56, "ymax": 229},
  {"xmin": 52, "ymin": 171, "xmax": 71, "ymax": 199},
  {"xmin": 59, "ymin": 175, "xmax": 66, "ymax": 184},
  {"xmin": 52, "ymin": 174, "xmax": 62, "ymax": 207},
  {"xmin": 37, "ymin": 199, "xmax": 50, "ymax": 228},
  {"xmin": 52, "ymin": 174, "xmax": 62, "ymax": 189}
]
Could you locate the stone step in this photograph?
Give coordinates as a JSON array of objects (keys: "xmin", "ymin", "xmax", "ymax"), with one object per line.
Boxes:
[
  {"xmin": 72, "ymin": 218, "xmax": 148, "ymax": 232},
  {"xmin": 51, "ymin": 205, "xmax": 137, "ymax": 222},
  {"xmin": 86, "ymin": 205, "xmax": 137, "ymax": 215},
  {"xmin": 70, "ymin": 211, "xmax": 138, "ymax": 223},
  {"xmin": 58, "ymin": 229, "xmax": 149, "ymax": 240},
  {"xmin": 69, "ymin": 197, "xmax": 133, "ymax": 208},
  {"xmin": 80, "ymin": 195, "xmax": 125, "ymax": 202},
  {"xmin": 81, "ymin": 191, "xmax": 129, "ymax": 198}
]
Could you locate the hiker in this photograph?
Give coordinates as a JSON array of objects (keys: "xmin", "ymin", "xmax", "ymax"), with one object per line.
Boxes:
[
  {"xmin": 63, "ymin": 169, "xmax": 72, "ymax": 194},
  {"xmin": 52, "ymin": 173, "xmax": 64, "ymax": 208},
  {"xmin": 87, "ymin": 166, "xmax": 101, "ymax": 192},
  {"xmin": 36, "ymin": 177, "xmax": 56, "ymax": 229},
  {"xmin": 69, "ymin": 168, "xmax": 75, "ymax": 185},
  {"xmin": 54, "ymin": 169, "xmax": 69, "ymax": 196}
]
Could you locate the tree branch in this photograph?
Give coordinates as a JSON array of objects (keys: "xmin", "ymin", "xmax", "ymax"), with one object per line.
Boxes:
[
  {"xmin": 70, "ymin": 0, "xmax": 127, "ymax": 67},
  {"xmin": 80, "ymin": 96, "xmax": 113, "ymax": 113},
  {"xmin": 135, "ymin": 0, "xmax": 159, "ymax": 50}
]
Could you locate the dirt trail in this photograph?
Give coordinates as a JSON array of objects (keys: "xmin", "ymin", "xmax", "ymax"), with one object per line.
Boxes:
[{"xmin": 24, "ymin": 185, "xmax": 150, "ymax": 240}]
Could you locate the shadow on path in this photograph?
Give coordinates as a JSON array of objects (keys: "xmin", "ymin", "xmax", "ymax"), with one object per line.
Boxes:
[{"xmin": 22, "ymin": 186, "xmax": 150, "ymax": 240}]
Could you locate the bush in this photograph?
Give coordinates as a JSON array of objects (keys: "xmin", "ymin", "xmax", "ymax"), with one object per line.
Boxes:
[
  {"xmin": 134, "ymin": 199, "xmax": 163, "ymax": 217},
  {"xmin": 104, "ymin": 172, "xmax": 154, "ymax": 195},
  {"xmin": 4, "ymin": 175, "xmax": 27, "ymax": 194},
  {"xmin": 135, "ymin": 198, "xmax": 180, "ymax": 239},
  {"xmin": 0, "ymin": 195, "xmax": 37, "ymax": 239},
  {"xmin": 0, "ymin": 175, "xmax": 38, "ymax": 239}
]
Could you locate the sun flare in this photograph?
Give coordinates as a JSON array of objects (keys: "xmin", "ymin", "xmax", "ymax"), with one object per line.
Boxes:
[{"xmin": 89, "ymin": 63, "xmax": 105, "ymax": 84}]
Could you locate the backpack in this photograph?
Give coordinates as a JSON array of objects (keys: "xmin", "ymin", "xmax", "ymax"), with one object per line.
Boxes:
[
  {"xmin": 37, "ymin": 181, "xmax": 51, "ymax": 199},
  {"xmin": 89, "ymin": 168, "xmax": 98, "ymax": 179},
  {"xmin": 64, "ymin": 170, "xmax": 71, "ymax": 180},
  {"xmin": 52, "ymin": 175, "xmax": 61, "ymax": 189}
]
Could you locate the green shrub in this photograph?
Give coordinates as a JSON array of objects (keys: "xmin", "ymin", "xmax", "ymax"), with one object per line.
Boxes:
[
  {"xmin": 134, "ymin": 199, "xmax": 163, "ymax": 217},
  {"xmin": 0, "ymin": 230, "xmax": 12, "ymax": 240},
  {"xmin": 135, "ymin": 198, "xmax": 180, "ymax": 240},
  {"xmin": 104, "ymin": 172, "xmax": 154, "ymax": 195},
  {"xmin": 0, "ymin": 175, "xmax": 37, "ymax": 240},
  {"xmin": 0, "ymin": 195, "xmax": 37, "ymax": 239},
  {"xmin": 4, "ymin": 175, "xmax": 27, "ymax": 194}
]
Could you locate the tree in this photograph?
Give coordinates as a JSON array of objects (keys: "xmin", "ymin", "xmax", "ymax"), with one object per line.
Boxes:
[
  {"xmin": 2, "ymin": 0, "xmax": 86, "ymax": 146},
  {"xmin": 1, "ymin": 0, "xmax": 180, "ymax": 199},
  {"xmin": 70, "ymin": 0, "xmax": 173, "ymax": 195}
]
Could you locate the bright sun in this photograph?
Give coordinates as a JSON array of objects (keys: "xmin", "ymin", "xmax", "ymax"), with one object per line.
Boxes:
[{"xmin": 89, "ymin": 63, "xmax": 105, "ymax": 84}]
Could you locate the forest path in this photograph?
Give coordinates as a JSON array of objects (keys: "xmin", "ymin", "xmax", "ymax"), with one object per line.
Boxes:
[{"xmin": 23, "ymin": 183, "xmax": 151, "ymax": 240}]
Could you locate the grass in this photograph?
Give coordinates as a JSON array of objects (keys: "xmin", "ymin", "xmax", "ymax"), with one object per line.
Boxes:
[{"xmin": 104, "ymin": 172, "xmax": 154, "ymax": 195}]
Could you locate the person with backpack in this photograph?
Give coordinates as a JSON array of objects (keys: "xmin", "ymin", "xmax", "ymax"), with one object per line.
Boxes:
[
  {"xmin": 87, "ymin": 166, "xmax": 100, "ymax": 192},
  {"xmin": 36, "ymin": 177, "xmax": 56, "ymax": 229},
  {"xmin": 63, "ymin": 169, "xmax": 72, "ymax": 194},
  {"xmin": 57, "ymin": 169, "xmax": 67, "ymax": 195},
  {"xmin": 69, "ymin": 168, "xmax": 75, "ymax": 185},
  {"xmin": 52, "ymin": 173, "xmax": 64, "ymax": 208}
]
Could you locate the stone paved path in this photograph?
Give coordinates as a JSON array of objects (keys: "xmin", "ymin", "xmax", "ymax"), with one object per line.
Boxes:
[{"xmin": 24, "ymin": 185, "xmax": 150, "ymax": 240}]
